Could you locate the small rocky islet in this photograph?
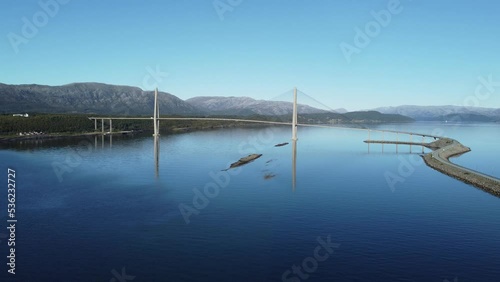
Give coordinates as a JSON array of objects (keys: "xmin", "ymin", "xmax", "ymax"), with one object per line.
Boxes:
[
  {"xmin": 274, "ymin": 142, "xmax": 289, "ymax": 147},
  {"xmin": 224, "ymin": 154, "xmax": 262, "ymax": 170}
]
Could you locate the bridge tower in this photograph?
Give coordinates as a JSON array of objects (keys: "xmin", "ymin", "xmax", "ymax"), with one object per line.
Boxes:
[
  {"xmin": 153, "ymin": 88, "xmax": 160, "ymax": 136},
  {"xmin": 292, "ymin": 87, "xmax": 298, "ymax": 141}
]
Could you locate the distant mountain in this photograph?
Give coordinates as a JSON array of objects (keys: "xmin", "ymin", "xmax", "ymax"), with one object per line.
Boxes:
[
  {"xmin": 373, "ymin": 105, "xmax": 500, "ymax": 121},
  {"xmin": 0, "ymin": 82, "xmax": 417, "ymax": 124},
  {"xmin": 344, "ymin": 111, "xmax": 414, "ymax": 123},
  {"xmin": 333, "ymin": 108, "xmax": 348, "ymax": 114},
  {"xmin": 186, "ymin": 96, "xmax": 329, "ymax": 116},
  {"xmin": 297, "ymin": 112, "xmax": 351, "ymax": 124},
  {"xmin": 298, "ymin": 111, "xmax": 413, "ymax": 124},
  {"xmin": 0, "ymin": 82, "xmax": 199, "ymax": 115},
  {"xmin": 441, "ymin": 113, "xmax": 496, "ymax": 122}
]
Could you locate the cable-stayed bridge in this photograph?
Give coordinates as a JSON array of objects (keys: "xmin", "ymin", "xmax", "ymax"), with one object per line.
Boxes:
[
  {"xmin": 88, "ymin": 87, "xmax": 438, "ymax": 143},
  {"xmin": 86, "ymin": 87, "xmax": 500, "ymax": 195},
  {"xmin": 87, "ymin": 87, "xmax": 434, "ymax": 182}
]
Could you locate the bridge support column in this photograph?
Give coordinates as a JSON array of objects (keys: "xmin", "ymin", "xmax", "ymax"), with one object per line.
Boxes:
[
  {"xmin": 101, "ymin": 119, "xmax": 104, "ymax": 134},
  {"xmin": 422, "ymin": 136, "xmax": 425, "ymax": 153},
  {"xmin": 367, "ymin": 130, "xmax": 371, "ymax": 153},
  {"xmin": 410, "ymin": 134, "xmax": 412, "ymax": 153},
  {"xmin": 382, "ymin": 131, "xmax": 384, "ymax": 153},
  {"xmin": 396, "ymin": 133, "xmax": 399, "ymax": 153},
  {"xmin": 292, "ymin": 87, "xmax": 298, "ymax": 141},
  {"xmin": 109, "ymin": 119, "xmax": 112, "ymax": 134},
  {"xmin": 153, "ymin": 88, "xmax": 160, "ymax": 137},
  {"xmin": 94, "ymin": 119, "xmax": 97, "ymax": 131}
]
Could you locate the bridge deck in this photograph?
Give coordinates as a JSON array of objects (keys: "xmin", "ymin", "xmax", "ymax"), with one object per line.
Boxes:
[
  {"xmin": 364, "ymin": 140, "xmax": 429, "ymax": 147},
  {"xmin": 88, "ymin": 117, "xmax": 440, "ymax": 138}
]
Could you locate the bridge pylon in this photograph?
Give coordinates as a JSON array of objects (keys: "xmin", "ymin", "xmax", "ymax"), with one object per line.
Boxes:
[
  {"xmin": 292, "ymin": 87, "xmax": 298, "ymax": 141},
  {"xmin": 153, "ymin": 88, "xmax": 160, "ymax": 136}
]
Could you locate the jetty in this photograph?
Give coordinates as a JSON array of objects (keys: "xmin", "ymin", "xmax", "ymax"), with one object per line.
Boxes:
[{"xmin": 365, "ymin": 138, "xmax": 500, "ymax": 197}]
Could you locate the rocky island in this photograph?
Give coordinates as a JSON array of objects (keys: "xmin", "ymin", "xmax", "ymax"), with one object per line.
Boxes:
[{"xmin": 225, "ymin": 154, "xmax": 263, "ymax": 170}]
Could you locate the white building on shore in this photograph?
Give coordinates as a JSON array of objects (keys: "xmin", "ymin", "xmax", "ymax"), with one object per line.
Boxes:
[{"xmin": 12, "ymin": 113, "xmax": 29, "ymax": 117}]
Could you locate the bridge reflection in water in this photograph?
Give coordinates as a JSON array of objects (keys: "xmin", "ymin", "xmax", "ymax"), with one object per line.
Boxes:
[
  {"xmin": 93, "ymin": 133, "xmax": 114, "ymax": 149},
  {"xmin": 90, "ymin": 131, "xmax": 298, "ymax": 189},
  {"xmin": 154, "ymin": 135, "xmax": 160, "ymax": 178},
  {"xmin": 292, "ymin": 139, "xmax": 297, "ymax": 192},
  {"xmin": 150, "ymin": 134, "xmax": 298, "ymax": 190}
]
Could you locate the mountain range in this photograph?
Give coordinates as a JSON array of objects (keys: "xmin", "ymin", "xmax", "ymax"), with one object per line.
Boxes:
[
  {"xmin": 374, "ymin": 105, "xmax": 500, "ymax": 122},
  {"xmin": 0, "ymin": 82, "xmax": 346, "ymax": 117},
  {"xmin": 1, "ymin": 82, "xmax": 498, "ymax": 122},
  {"xmin": 0, "ymin": 82, "xmax": 198, "ymax": 115},
  {"xmin": 186, "ymin": 96, "xmax": 330, "ymax": 116}
]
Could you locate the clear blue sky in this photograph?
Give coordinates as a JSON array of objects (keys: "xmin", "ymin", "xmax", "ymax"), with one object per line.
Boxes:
[{"xmin": 1, "ymin": 0, "xmax": 499, "ymax": 111}]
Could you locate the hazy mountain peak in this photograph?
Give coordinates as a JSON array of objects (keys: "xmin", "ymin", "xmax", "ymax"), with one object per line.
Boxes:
[
  {"xmin": 373, "ymin": 105, "xmax": 500, "ymax": 121},
  {"xmin": 186, "ymin": 96, "xmax": 331, "ymax": 116},
  {"xmin": 0, "ymin": 82, "xmax": 198, "ymax": 115}
]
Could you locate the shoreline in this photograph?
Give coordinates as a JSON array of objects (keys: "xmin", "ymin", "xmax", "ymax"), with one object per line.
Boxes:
[
  {"xmin": 0, "ymin": 122, "xmax": 274, "ymax": 143},
  {"xmin": 0, "ymin": 130, "xmax": 137, "ymax": 143}
]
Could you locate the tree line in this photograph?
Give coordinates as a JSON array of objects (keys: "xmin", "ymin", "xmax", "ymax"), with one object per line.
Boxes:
[{"xmin": 0, "ymin": 114, "xmax": 274, "ymax": 136}]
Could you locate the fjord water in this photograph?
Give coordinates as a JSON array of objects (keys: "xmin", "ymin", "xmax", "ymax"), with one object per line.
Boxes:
[{"xmin": 1, "ymin": 123, "xmax": 500, "ymax": 282}]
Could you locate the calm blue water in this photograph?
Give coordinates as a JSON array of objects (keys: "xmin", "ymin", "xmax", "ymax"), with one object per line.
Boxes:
[{"xmin": 1, "ymin": 123, "xmax": 500, "ymax": 282}]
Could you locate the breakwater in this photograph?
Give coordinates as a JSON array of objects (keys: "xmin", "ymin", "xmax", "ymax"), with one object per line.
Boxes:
[{"xmin": 365, "ymin": 137, "xmax": 500, "ymax": 197}]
